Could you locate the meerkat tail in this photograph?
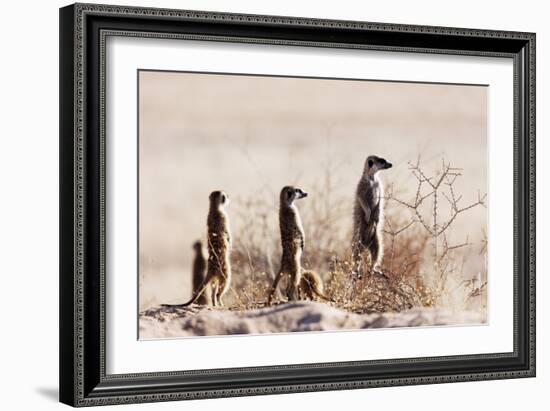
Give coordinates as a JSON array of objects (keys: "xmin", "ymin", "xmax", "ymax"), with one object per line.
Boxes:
[
  {"xmin": 182, "ymin": 279, "xmax": 212, "ymax": 307},
  {"xmin": 311, "ymin": 286, "xmax": 334, "ymax": 303},
  {"xmin": 162, "ymin": 277, "xmax": 212, "ymax": 308}
]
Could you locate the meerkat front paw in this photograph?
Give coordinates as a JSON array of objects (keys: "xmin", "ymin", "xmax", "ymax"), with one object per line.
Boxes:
[{"xmin": 371, "ymin": 265, "xmax": 389, "ymax": 279}]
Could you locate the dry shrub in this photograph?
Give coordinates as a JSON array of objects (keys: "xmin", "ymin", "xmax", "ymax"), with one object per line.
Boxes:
[
  {"xmin": 382, "ymin": 157, "xmax": 487, "ymax": 313},
  {"xmin": 223, "ymin": 156, "xmax": 487, "ymax": 315},
  {"xmin": 224, "ymin": 194, "xmax": 279, "ymax": 309}
]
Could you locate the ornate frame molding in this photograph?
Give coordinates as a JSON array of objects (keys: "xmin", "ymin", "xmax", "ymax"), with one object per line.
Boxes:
[{"xmin": 60, "ymin": 3, "xmax": 535, "ymax": 407}]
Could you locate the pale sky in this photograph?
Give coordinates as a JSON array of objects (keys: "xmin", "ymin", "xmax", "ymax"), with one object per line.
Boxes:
[{"xmin": 138, "ymin": 70, "xmax": 487, "ymax": 309}]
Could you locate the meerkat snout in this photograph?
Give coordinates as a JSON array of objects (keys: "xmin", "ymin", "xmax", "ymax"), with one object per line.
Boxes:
[
  {"xmin": 210, "ymin": 190, "xmax": 230, "ymax": 208},
  {"xmin": 282, "ymin": 186, "xmax": 308, "ymax": 205},
  {"xmin": 364, "ymin": 155, "xmax": 393, "ymax": 176}
]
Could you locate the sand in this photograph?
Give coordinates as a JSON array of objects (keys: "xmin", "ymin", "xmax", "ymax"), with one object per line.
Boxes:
[{"xmin": 139, "ymin": 301, "xmax": 485, "ymax": 339}]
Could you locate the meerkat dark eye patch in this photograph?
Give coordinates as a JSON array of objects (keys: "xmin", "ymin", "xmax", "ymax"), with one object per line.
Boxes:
[
  {"xmin": 287, "ymin": 190, "xmax": 293, "ymax": 199},
  {"xmin": 368, "ymin": 159, "xmax": 373, "ymax": 168}
]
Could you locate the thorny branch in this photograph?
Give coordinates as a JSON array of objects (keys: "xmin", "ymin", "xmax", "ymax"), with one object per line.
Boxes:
[
  {"xmin": 385, "ymin": 156, "xmax": 486, "ymax": 264},
  {"xmin": 381, "ymin": 156, "xmax": 488, "ymax": 309}
]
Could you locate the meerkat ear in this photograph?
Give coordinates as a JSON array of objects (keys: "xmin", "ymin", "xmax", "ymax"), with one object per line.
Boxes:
[{"xmin": 368, "ymin": 159, "xmax": 373, "ymax": 168}]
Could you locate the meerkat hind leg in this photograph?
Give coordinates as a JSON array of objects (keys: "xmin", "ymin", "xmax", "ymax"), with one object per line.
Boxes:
[
  {"xmin": 351, "ymin": 240, "xmax": 367, "ymax": 278},
  {"xmin": 210, "ymin": 281, "xmax": 219, "ymax": 307},
  {"xmin": 217, "ymin": 277, "xmax": 228, "ymax": 307},
  {"xmin": 268, "ymin": 271, "xmax": 285, "ymax": 305},
  {"xmin": 286, "ymin": 277, "xmax": 300, "ymax": 302},
  {"xmin": 300, "ymin": 281, "xmax": 314, "ymax": 300},
  {"xmin": 368, "ymin": 235, "xmax": 380, "ymax": 269},
  {"xmin": 368, "ymin": 235, "xmax": 387, "ymax": 277},
  {"xmin": 201, "ymin": 286, "xmax": 212, "ymax": 306}
]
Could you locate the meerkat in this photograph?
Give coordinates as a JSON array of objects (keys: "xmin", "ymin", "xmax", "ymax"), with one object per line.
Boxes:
[
  {"xmin": 171, "ymin": 191, "xmax": 232, "ymax": 307},
  {"xmin": 191, "ymin": 240, "xmax": 210, "ymax": 305},
  {"xmin": 299, "ymin": 270, "xmax": 333, "ymax": 302},
  {"xmin": 352, "ymin": 155, "xmax": 392, "ymax": 276},
  {"xmin": 268, "ymin": 186, "xmax": 308, "ymax": 305}
]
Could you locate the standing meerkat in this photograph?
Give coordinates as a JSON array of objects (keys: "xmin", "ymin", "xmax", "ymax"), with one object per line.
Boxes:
[
  {"xmin": 268, "ymin": 186, "xmax": 308, "ymax": 305},
  {"xmin": 191, "ymin": 240, "xmax": 210, "ymax": 305},
  {"xmin": 171, "ymin": 191, "xmax": 232, "ymax": 307},
  {"xmin": 352, "ymin": 155, "xmax": 392, "ymax": 275}
]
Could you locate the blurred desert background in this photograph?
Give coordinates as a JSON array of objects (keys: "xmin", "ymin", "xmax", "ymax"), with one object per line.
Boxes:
[{"xmin": 138, "ymin": 70, "xmax": 487, "ymax": 319}]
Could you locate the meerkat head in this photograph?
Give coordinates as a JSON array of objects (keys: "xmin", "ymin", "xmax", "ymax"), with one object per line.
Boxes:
[
  {"xmin": 280, "ymin": 185, "xmax": 308, "ymax": 207},
  {"xmin": 363, "ymin": 155, "xmax": 392, "ymax": 177},
  {"xmin": 192, "ymin": 240, "xmax": 203, "ymax": 252},
  {"xmin": 209, "ymin": 190, "xmax": 230, "ymax": 209}
]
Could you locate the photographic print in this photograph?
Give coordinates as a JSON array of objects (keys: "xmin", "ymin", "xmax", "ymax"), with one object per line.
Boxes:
[
  {"xmin": 138, "ymin": 70, "xmax": 488, "ymax": 339},
  {"xmin": 60, "ymin": 6, "xmax": 535, "ymax": 404}
]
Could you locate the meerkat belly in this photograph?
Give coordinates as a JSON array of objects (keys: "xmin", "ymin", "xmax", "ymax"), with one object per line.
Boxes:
[
  {"xmin": 369, "ymin": 181, "xmax": 381, "ymax": 210},
  {"xmin": 282, "ymin": 245, "xmax": 301, "ymax": 268}
]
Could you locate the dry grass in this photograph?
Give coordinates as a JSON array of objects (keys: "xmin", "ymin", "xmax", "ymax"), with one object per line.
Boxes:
[{"xmin": 218, "ymin": 156, "xmax": 487, "ymax": 316}]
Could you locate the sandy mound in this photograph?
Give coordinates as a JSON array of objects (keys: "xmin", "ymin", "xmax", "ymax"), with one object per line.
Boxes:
[{"xmin": 139, "ymin": 301, "xmax": 484, "ymax": 339}]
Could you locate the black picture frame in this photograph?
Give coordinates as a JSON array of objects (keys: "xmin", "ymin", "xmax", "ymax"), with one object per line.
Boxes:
[{"xmin": 59, "ymin": 3, "xmax": 536, "ymax": 407}]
